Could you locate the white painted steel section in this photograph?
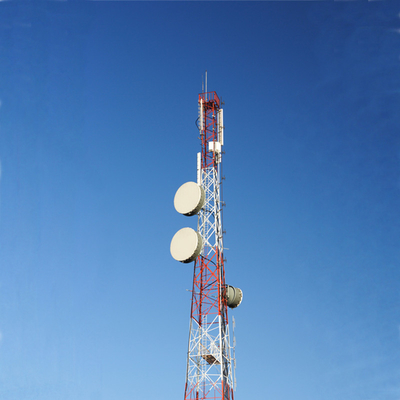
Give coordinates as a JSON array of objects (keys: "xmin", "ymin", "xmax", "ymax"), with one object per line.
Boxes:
[{"xmin": 186, "ymin": 317, "xmax": 234, "ymax": 395}]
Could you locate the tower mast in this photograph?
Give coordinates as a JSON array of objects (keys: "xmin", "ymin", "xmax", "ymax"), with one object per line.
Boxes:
[{"xmin": 171, "ymin": 81, "xmax": 243, "ymax": 400}]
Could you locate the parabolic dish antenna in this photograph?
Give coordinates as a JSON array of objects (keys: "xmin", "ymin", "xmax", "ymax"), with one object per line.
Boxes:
[
  {"xmin": 170, "ymin": 227, "xmax": 203, "ymax": 263},
  {"xmin": 174, "ymin": 181, "xmax": 205, "ymax": 216},
  {"xmin": 226, "ymin": 285, "xmax": 243, "ymax": 309}
]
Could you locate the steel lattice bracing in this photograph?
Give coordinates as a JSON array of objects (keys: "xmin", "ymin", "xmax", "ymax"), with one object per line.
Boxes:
[{"xmin": 184, "ymin": 91, "xmax": 234, "ymax": 400}]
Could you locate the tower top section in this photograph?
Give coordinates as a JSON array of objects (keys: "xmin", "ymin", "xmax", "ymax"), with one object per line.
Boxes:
[
  {"xmin": 198, "ymin": 90, "xmax": 223, "ymax": 169},
  {"xmin": 198, "ymin": 91, "xmax": 220, "ymax": 108}
]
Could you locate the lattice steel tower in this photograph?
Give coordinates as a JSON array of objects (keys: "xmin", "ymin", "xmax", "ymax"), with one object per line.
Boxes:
[{"xmin": 171, "ymin": 81, "xmax": 243, "ymax": 400}]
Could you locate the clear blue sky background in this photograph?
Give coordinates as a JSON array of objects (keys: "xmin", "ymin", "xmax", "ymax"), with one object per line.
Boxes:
[{"xmin": 0, "ymin": 1, "xmax": 400, "ymax": 400}]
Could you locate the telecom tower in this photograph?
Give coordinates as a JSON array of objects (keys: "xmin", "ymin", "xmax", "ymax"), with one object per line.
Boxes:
[{"xmin": 171, "ymin": 81, "xmax": 243, "ymax": 400}]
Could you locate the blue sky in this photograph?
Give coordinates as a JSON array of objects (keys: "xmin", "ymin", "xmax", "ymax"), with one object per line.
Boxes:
[{"xmin": 0, "ymin": 1, "xmax": 400, "ymax": 400}]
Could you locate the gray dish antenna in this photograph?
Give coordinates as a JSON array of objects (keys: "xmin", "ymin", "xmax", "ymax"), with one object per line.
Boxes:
[
  {"xmin": 170, "ymin": 227, "xmax": 203, "ymax": 263},
  {"xmin": 174, "ymin": 181, "xmax": 205, "ymax": 216},
  {"xmin": 226, "ymin": 285, "xmax": 243, "ymax": 309}
]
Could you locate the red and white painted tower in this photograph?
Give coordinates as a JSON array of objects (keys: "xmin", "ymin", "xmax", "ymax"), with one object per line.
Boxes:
[{"xmin": 171, "ymin": 80, "xmax": 243, "ymax": 400}]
